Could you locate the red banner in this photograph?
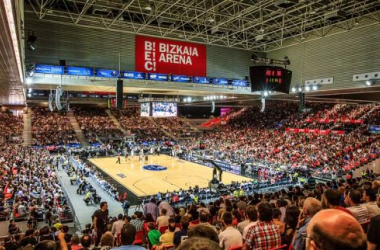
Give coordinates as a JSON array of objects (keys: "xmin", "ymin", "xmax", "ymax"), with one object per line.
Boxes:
[
  {"xmin": 305, "ymin": 118, "xmax": 363, "ymax": 124},
  {"xmin": 285, "ymin": 128, "xmax": 345, "ymax": 135},
  {"xmin": 135, "ymin": 35, "xmax": 207, "ymax": 76}
]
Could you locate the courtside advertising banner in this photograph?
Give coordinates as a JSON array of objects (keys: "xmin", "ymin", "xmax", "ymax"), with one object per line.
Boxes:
[{"xmin": 135, "ymin": 35, "xmax": 207, "ymax": 76}]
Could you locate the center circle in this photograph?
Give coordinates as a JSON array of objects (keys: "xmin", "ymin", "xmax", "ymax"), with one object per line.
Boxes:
[{"xmin": 142, "ymin": 165, "xmax": 168, "ymax": 171}]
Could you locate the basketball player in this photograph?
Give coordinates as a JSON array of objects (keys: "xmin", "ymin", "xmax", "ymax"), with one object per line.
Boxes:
[
  {"xmin": 124, "ymin": 150, "xmax": 129, "ymax": 162},
  {"xmin": 130, "ymin": 147, "xmax": 134, "ymax": 161},
  {"xmin": 139, "ymin": 149, "xmax": 143, "ymax": 162},
  {"xmin": 116, "ymin": 153, "xmax": 121, "ymax": 164},
  {"xmin": 145, "ymin": 152, "xmax": 149, "ymax": 163}
]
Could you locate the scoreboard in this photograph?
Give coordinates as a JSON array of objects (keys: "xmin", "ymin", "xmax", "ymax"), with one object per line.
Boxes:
[{"xmin": 250, "ymin": 66, "xmax": 293, "ymax": 94}]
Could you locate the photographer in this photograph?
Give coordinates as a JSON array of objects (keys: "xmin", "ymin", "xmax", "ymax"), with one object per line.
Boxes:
[{"xmin": 122, "ymin": 199, "xmax": 130, "ymax": 215}]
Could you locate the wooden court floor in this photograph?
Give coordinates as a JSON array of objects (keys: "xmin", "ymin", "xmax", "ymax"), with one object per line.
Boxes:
[{"xmin": 89, "ymin": 155, "xmax": 252, "ymax": 197}]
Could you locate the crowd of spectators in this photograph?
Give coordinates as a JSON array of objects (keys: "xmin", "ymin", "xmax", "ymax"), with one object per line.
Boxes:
[
  {"xmin": 0, "ymin": 110, "xmax": 23, "ymax": 146},
  {"xmin": 74, "ymin": 107, "xmax": 124, "ymax": 144},
  {"xmin": 0, "ymin": 145, "xmax": 72, "ymax": 228},
  {"xmin": 16, "ymin": 174, "xmax": 374, "ymax": 250},
  {"xmin": 153, "ymin": 117, "xmax": 198, "ymax": 139},
  {"xmin": 31, "ymin": 107, "xmax": 78, "ymax": 146},
  {"xmin": 112, "ymin": 109, "xmax": 169, "ymax": 142},
  {"xmin": 176, "ymin": 102, "xmax": 380, "ymax": 179}
]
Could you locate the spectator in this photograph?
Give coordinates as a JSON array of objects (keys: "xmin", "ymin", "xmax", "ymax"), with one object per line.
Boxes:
[
  {"xmin": 147, "ymin": 222, "xmax": 161, "ymax": 248},
  {"xmin": 156, "ymin": 208, "xmax": 170, "ymax": 229},
  {"xmin": 93, "ymin": 202, "xmax": 109, "ymax": 246},
  {"xmin": 112, "ymin": 223, "xmax": 145, "ymax": 250},
  {"xmin": 159, "ymin": 223, "xmax": 176, "ymax": 248},
  {"xmin": 292, "ymin": 198, "xmax": 322, "ymax": 250},
  {"xmin": 158, "ymin": 200, "xmax": 174, "ymax": 217},
  {"xmin": 321, "ymin": 189, "xmax": 354, "ymax": 216},
  {"xmin": 306, "ymin": 209, "xmax": 366, "ymax": 250},
  {"xmin": 94, "ymin": 232, "xmax": 114, "ymax": 250},
  {"xmin": 363, "ymin": 187, "xmax": 380, "ymax": 219},
  {"xmin": 188, "ymin": 225, "xmax": 219, "ymax": 244},
  {"xmin": 243, "ymin": 202, "xmax": 281, "ymax": 250},
  {"xmin": 272, "ymin": 208, "xmax": 285, "ymax": 234},
  {"xmin": 70, "ymin": 235, "xmax": 81, "ymax": 250},
  {"xmin": 177, "ymin": 237, "xmax": 221, "ymax": 250},
  {"xmin": 283, "ymin": 206, "xmax": 300, "ymax": 247},
  {"xmin": 130, "ymin": 212, "xmax": 144, "ymax": 232},
  {"xmin": 367, "ymin": 205, "xmax": 380, "ymax": 250},
  {"xmin": 346, "ymin": 190, "xmax": 369, "ymax": 224},
  {"xmin": 80, "ymin": 234, "xmax": 92, "ymax": 250},
  {"xmin": 241, "ymin": 206, "xmax": 258, "ymax": 239},
  {"xmin": 112, "ymin": 214, "xmax": 125, "ymax": 238},
  {"xmin": 218, "ymin": 212, "xmax": 242, "ymax": 250},
  {"xmin": 144, "ymin": 198, "xmax": 159, "ymax": 220},
  {"xmin": 8, "ymin": 220, "xmax": 20, "ymax": 235},
  {"xmin": 174, "ymin": 216, "xmax": 190, "ymax": 247}
]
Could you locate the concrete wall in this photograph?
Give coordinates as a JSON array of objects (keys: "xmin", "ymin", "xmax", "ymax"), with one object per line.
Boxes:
[{"xmin": 267, "ymin": 23, "xmax": 380, "ymax": 90}]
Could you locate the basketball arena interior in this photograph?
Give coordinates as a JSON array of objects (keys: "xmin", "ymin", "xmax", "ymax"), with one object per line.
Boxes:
[{"xmin": 1, "ymin": 0, "xmax": 380, "ymax": 250}]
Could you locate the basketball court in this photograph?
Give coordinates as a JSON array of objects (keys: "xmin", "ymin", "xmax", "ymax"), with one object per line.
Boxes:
[{"xmin": 88, "ymin": 155, "xmax": 252, "ymax": 197}]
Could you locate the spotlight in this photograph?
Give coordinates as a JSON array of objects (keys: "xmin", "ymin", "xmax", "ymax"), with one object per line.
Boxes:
[
  {"xmin": 291, "ymin": 87, "xmax": 297, "ymax": 93},
  {"xmin": 298, "ymin": 87, "xmax": 303, "ymax": 92},
  {"xmin": 26, "ymin": 78, "xmax": 32, "ymax": 85},
  {"xmin": 203, "ymin": 97, "xmax": 207, "ymax": 100},
  {"xmin": 312, "ymin": 85, "xmax": 318, "ymax": 91},
  {"xmin": 263, "ymin": 91, "xmax": 269, "ymax": 97},
  {"xmin": 366, "ymin": 80, "xmax": 372, "ymax": 86},
  {"xmin": 305, "ymin": 86, "xmax": 311, "ymax": 92},
  {"xmin": 27, "ymin": 31, "xmax": 37, "ymax": 51}
]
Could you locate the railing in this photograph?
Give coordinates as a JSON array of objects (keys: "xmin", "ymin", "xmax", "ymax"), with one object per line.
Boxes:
[{"xmin": 57, "ymin": 160, "xmax": 82, "ymax": 232}]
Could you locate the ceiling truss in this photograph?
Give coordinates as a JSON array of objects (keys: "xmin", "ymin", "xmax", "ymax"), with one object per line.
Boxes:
[{"xmin": 24, "ymin": 0, "xmax": 380, "ymax": 52}]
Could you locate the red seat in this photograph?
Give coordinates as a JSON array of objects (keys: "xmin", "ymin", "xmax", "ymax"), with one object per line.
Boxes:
[
  {"xmin": 191, "ymin": 220, "xmax": 200, "ymax": 225},
  {"xmin": 133, "ymin": 230, "xmax": 144, "ymax": 245},
  {"xmin": 269, "ymin": 244, "xmax": 288, "ymax": 250},
  {"xmin": 159, "ymin": 226, "xmax": 169, "ymax": 234},
  {"xmin": 116, "ymin": 233, "xmax": 121, "ymax": 246},
  {"xmin": 229, "ymin": 246, "xmax": 242, "ymax": 250}
]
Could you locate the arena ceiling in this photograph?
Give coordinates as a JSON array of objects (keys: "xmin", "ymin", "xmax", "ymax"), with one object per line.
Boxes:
[{"xmin": 24, "ymin": 0, "xmax": 380, "ymax": 51}]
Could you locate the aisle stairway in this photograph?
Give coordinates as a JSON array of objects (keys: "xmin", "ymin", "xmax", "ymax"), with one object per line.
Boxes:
[
  {"xmin": 149, "ymin": 117, "xmax": 178, "ymax": 140},
  {"xmin": 105, "ymin": 109, "xmax": 127, "ymax": 135},
  {"xmin": 22, "ymin": 109, "xmax": 32, "ymax": 146},
  {"xmin": 67, "ymin": 111, "xmax": 90, "ymax": 147}
]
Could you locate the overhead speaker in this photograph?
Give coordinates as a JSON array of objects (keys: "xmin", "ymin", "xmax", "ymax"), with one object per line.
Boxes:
[
  {"xmin": 116, "ymin": 79, "xmax": 124, "ymax": 109},
  {"xmin": 298, "ymin": 92, "xmax": 305, "ymax": 111}
]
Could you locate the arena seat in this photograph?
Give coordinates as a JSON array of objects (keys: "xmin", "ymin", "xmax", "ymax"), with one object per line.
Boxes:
[{"xmin": 159, "ymin": 226, "xmax": 169, "ymax": 234}]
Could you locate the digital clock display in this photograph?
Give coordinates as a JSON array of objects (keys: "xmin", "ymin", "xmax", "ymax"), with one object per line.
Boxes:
[{"xmin": 250, "ymin": 66, "xmax": 292, "ymax": 94}]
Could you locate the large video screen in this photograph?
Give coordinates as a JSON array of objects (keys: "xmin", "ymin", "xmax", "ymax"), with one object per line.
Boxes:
[
  {"xmin": 250, "ymin": 66, "xmax": 292, "ymax": 94},
  {"xmin": 141, "ymin": 102, "xmax": 150, "ymax": 117},
  {"xmin": 152, "ymin": 102, "xmax": 177, "ymax": 117}
]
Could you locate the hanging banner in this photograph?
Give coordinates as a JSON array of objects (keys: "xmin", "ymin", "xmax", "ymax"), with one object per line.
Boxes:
[
  {"xmin": 193, "ymin": 76, "xmax": 210, "ymax": 84},
  {"xmin": 35, "ymin": 64, "xmax": 64, "ymax": 74},
  {"xmin": 135, "ymin": 35, "xmax": 207, "ymax": 76},
  {"xmin": 67, "ymin": 66, "xmax": 93, "ymax": 76}
]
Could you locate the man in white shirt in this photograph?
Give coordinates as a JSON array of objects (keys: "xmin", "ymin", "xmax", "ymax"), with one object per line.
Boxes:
[
  {"xmin": 158, "ymin": 200, "xmax": 174, "ymax": 217},
  {"xmin": 111, "ymin": 214, "xmax": 125, "ymax": 237},
  {"xmin": 363, "ymin": 187, "xmax": 380, "ymax": 219},
  {"xmin": 347, "ymin": 189, "xmax": 369, "ymax": 224},
  {"xmin": 218, "ymin": 212, "xmax": 242, "ymax": 250}
]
